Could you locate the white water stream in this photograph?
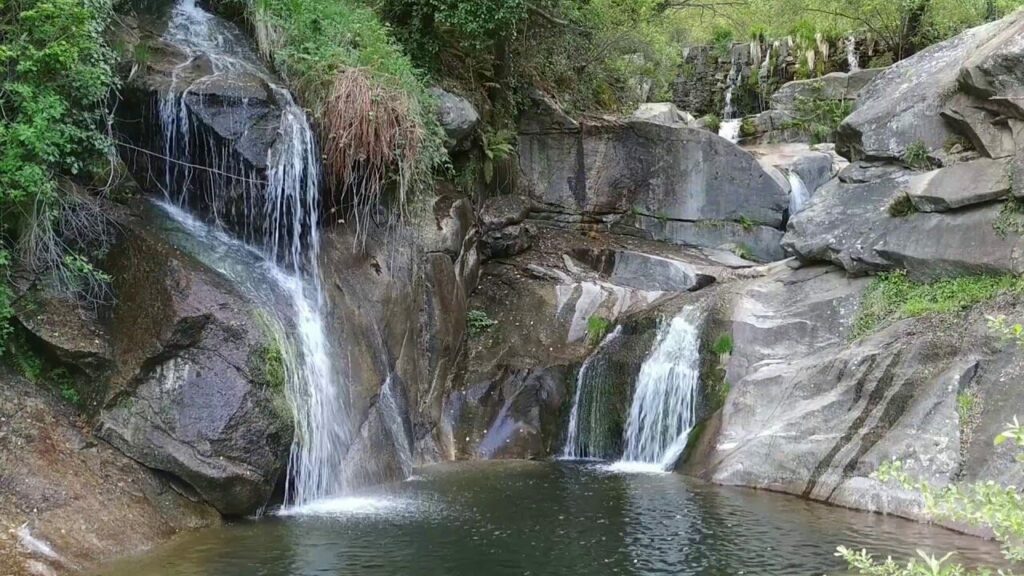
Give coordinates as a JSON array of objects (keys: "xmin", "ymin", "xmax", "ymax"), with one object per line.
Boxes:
[
  {"xmin": 787, "ymin": 170, "xmax": 811, "ymax": 216},
  {"xmin": 611, "ymin": 307, "xmax": 703, "ymax": 473},
  {"xmin": 156, "ymin": 0, "xmax": 351, "ymax": 509}
]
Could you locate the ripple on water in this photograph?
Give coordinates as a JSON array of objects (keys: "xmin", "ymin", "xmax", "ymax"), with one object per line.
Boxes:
[{"xmin": 277, "ymin": 496, "xmax": 411, "ymax": 518}]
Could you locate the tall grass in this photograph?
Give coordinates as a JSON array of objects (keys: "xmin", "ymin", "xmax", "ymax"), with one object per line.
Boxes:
[{"xmin": 249, "ymin": 0, "xmax": 446, "ymax": 230}]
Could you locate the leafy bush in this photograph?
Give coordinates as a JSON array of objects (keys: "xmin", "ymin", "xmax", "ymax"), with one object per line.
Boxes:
[
  {"xmin": 789, "ymin": 95, "xmax": 853, "ymax": 144},
  {"xmin": 586, "ymin": 315, "xmax": 612, "ymax": 346},
  {"xmin": 0, "ymin": 0, "xmax": 118, "ymax": 340},
  {"xmin": 740, "ymin": 118, "xmax": 759, "ymax": 138},
  {"xmin": 711, "ymin": 334, "xmax": 734, "ymax": 355},
  {"xmin": 852, "ymin": 271, "xmax": 1024, "ymax": 338},
  {"xmin": 468, "ymin": 309, "xmax": 498, "ymax": 336},
  {"xmin": 903, "ymin": 140, "xmax": 932, "ymax": 170},
  {"xmin": 704, "ymin": 114, "xmax": 722, "ymax": 133}
]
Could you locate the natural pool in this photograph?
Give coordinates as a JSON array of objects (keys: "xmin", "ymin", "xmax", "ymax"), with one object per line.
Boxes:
[{"xmin": 97, "ymin": 462, "xmax": 1007, "ymax": 576}]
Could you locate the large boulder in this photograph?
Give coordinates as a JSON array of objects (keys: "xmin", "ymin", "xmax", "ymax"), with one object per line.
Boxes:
[
  {"xmin": 96, "ymin": 208, "xmax": 292, "ymax": 516},
  {"xmin": 518, "ymin": 94, "xmax": 788, "ymax": 228},
  {"xmin": 687, "ymin": 265, "xmax": 1024, "ymax": 519},
  {"xmin": 430, "ymin": 87, "xmax": 480, "ymax": 151},
  {"xmin": 630, "ymin": 103, "xmax": 697, "ymax": 127},
  {"xmin": 839, "ymin": 13, "xmax": 1024, "ymax": 161},
  {"xmin": 770, "ymin": 69, "xmax": 883, "ymax": 112},
  {"xmin": 906, "ymin": 157, "xmax": 1011, "ymax": 212}
]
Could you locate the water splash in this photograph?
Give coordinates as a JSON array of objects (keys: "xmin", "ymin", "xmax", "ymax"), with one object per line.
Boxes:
[
  {"xmin": 719, "ymin": 55, "xmax": 743, "ymax": 143},
  {"xmin": 787, "ymin": 170, "xmax": 811, "ymax": 216},
  {"xmin": 616, "ymin": 307, "xmax": 703, "ymax": 471},
  {"xmin": 718, "ymin": 119, "xmax": 742, "ymax": 143},
  {"xmin": 562, "ymin": 326, "xmax": 625, "ymax": 460},
  {"xmin": 154, "ymin": 0, "xmax": 351, "ymax": 509}
]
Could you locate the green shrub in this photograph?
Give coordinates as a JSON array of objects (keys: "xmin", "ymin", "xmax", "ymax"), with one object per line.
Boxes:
[
  {"xmin": 731, "ymin": 244, "xmax": 756, "ymax": 261},
  {"xmin": 788, "ymin": 95, "xmax": 853, "ymax": 144},
  {"xmin": 468, "ymin": 309, "xmax": 498, "ymax": 336},
  {"xmin": 740, "ymin": 118, "xmax": 758, "ymax": 138},
  {"xmin": 0, "ymin": 0, "xmax": 118, "ymax": 338},
  {"xmin": 994, "ymin": 197, "xmax": 1024, "ymax": 238},
  {"xmin": 710, "ymin": 25, "xmax": 734, "ymax": 57},
  {"xmin": 852, "ymin": 271, "xmax": 1024, "ymax": 338},
  {"xmin": 737, "ymin": 215, "xmax": 756, "ymax": 231},
  {"xmin": 956, "ymin": 391, "xmax": 976, "ymax": 423},
  {"xmin": 704, "ymin": 114, "xmax": 721, "ymax": 133},
  {"xmin": 711, "ymin": 334, "xmax": 734, "ymax": 355},
  {"xmin": 586, "ymin": 315, "xmax": 612, "ymax": 346},
  {"xmin": 902, "ymin": 140, "xmax": 932, "ymax": 170}
]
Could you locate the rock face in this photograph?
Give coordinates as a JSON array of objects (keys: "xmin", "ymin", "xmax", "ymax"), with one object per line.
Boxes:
[
  {"xmin": 0, "ymin": 368, "xmax": 219, "ymax": 576},
  {"xmin": 770, "ymin": 69, "xmax": 883, "ymax": 112},
  {"xmin": 783, "ymin": 170, "xmax": 1024, "ymax": 280},
  {"xmin": 96, "ymin": 209, "xmax": 292, "ymax": 516},
  {"xmin": 517, "ymin": 93, "xmax": 789, "ymax": 261},
  {"xmin": 630, "ymin": 103, "xmax": 697, "ymax": 127},
  {"xmin": 686, "ymin": 265, "xmax": 1024, "ymax": 519},
  {"xmin": 906, "ymin": 158, "xmax": 1011, "ymax": 212},
  {"xmin": 839, "ymin": 12, "xmax": 1024, "ymax": 161}
]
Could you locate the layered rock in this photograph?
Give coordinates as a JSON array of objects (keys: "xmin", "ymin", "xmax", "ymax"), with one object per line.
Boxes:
[{"xmin": 686, "ymin": 264, "xmax": 1024, "ymax": 519}]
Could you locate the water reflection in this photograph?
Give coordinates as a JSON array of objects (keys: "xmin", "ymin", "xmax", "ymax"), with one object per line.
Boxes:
[{"xmin": 96, "ymin": 462, "xmax": 1010, "ymax": 576}]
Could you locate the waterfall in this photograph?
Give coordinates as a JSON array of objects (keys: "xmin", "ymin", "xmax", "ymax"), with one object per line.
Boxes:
[
  {"xmin": 846, "ymin": 36, "xmax": 860, "ymax": 72},
  {"xmin": 718, "ymin": 56, "xmax": 743, "ymax": 143},
  {"xmin": 614, "ymin": 307, "xmax": 702, "ymax": 472},
  {"xmin": 562, "ymin": 326, "xmax": 625, "ymax": 460},
  {"xmin": 787, "ymin": 170, "xmax": 811, "ymax": 216},
  {"xmin": 155, "ymin": 0, "xmax": 351, "ymax": 508}
]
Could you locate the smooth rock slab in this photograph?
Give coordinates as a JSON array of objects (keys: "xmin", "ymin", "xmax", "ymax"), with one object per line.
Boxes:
[
  {"xmin": 636, "ymin": 215, "xmax": 785, "ymax": 263},
  {"xmin": 907, "ymin": 157, "xmax": 1011, "ymax": 212}
]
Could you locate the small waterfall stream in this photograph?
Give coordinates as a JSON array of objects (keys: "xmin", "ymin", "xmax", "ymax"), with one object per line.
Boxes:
[
  {"xmin": 155, "ymin": 0, "xmax": 351, "ymax": 508},
  {"xmin": 718, "ymin": 57, "xmax": 743, "ymax": 143},
  {"xmin": 846, "ymin": 36, "xmax": 860, "ymax": 72},
  {"xmin": 787, "ymin": 170, "xmax": 811, "ymax": 216},
  {"xmin": 612, "ymin": 307, "xmax": 703, "ymax": 472},
  {"xmin": 563, "ymin": 326, "xmax": 625, "ymax": 460}
]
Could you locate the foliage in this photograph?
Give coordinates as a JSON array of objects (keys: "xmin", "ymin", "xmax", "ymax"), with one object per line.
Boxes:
[
  {"xmin": 956, "ymin": 391, "xmax": 976, "ymax": 423},
  {"xmin": 737, "ymin": 215, "xmax": 757, "ymax": 231},
  {"xmin": 789, "ymin": 94, "xmax": 853, "ymax": 144},
  {"xmin": 481, "ymin": 128, "xmax": 515, "ymax": 186},
  {"xmin": 711, "ymin": 334, "xmax": 733, "ymax": 355},
  {"xmin": 249, "ymin": 0, "xmax": 446, "ymax": 228},
  {"xmin": 586, "ymin": 315, "xmax": 612, "ymax": 346},
  {"xmin": 732, "ymin": 244, "xmax": 756, "ymax": 261},
  {"xmin": 740, "ymin": 118, "xmax": 758, "ymax": 138},
  {"xmin": 903, "ymin": 140, "xmax": 932, "ymax": 170},
  {"xmin": 852, "ymin": 271, "xmax": 1024, "ymax": 338},
  {"xmin": 4, "ymin": 327, "xmax": 81, "ymax": 406},
  {"xmin": 994, "ymin": 197, "xmax": 1024, "ymax": 238},
  {"xmin": 710, "ymin": 25, "xmax": 735, "ymax": 57},
  {"xmin": 0, "ymin": 0, "xmax": 118, "ymax": 340},
  {"xmin": 467, "ymin": 309, "xmax": 498, "ymax": 336},
  {"xmin": 380, "ymin": 0, "xmax": 680, "ymax": 115},
  {"xmin": 704, "ymin": 114, "xmax": 722, "ymax": 133},
  {"xmin": 888, "ymin": 193, "xmax": 916, "ymax": 217}
]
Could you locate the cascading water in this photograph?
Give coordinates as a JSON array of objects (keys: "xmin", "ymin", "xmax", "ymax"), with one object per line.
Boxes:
[
  {"xmin": 155, "ymin": 0, "xmax": 351, "ymax": 508},
  {"xmin": 846, "ymin": 36, "xmax": 860, "ymax": 72},
  {"xmin": 562, "ymin": 326, "xmax": 625, "ymax": 460},
  {"xmin": 787, "ymin": 170, "xmax": 811, "ymax": 216},
  {"xmin": 612, "ymin": 307, "xmax": 702, "ymax": 472},
  {"xmin": 718, "ymin": 56, "xmax": 743, "ymax": 143}
]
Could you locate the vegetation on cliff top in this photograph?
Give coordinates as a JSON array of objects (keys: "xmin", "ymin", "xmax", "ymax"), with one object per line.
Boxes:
[{"xmin": 852, "ymin": 271, "xmax": 1024, "ymax": 338}]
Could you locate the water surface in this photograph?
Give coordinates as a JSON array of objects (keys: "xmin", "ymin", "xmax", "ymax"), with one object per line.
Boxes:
[{"xmin": 98, "ymin": 462, "xmax": 1008, "ymax": 576}]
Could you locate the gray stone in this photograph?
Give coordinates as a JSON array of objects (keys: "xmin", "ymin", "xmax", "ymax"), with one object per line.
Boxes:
[
  {"xmin": 687, "ymin": 265, "xmax": 1024, "ymax": 520},
  {"xmin": 784, "ymin": 172, "xmax": 1024, "ymax": 279},
  {"xmin": 769, "ymin": 69, "xmax": 883, "ymax": 113},
  {"xmin": 838, "ymin": 161, "xmax": 909, "ymax": 184},
  {"xmin": 430, "ymin": 87, "xmax": 480, "ymax": 151},
  {"xmin": 636, "ymin": 215, "xmax": 785, "ymax": 263},
  {"xmin": 942, "ymin": 93, "xmax": 1016, "ymax": 159},
  {"xmin": 630, "ymin": 103, "xmax": 696, "ymax": 127},
  {"xmin": 838, "ymin": 15, "xmax": 1024, "ymax": 161},
  {"xmin": 96, "ymin": 213, "xmax": 292, "ymax": 516},
  {"xmin": 907, "ymin": 158, "xmax": 1011, "ymax": 212},
  {"xmin": 567, "ymin": 248, "xmax": 713, "ymax": 293},
  {"xmin": 959, "ymin": 14, "xmax": 1024, "ymax": 119},
  {"xmin": 519, "ymin": 99, "xmax": 788, "ymax": 228},
  {"xmin": 749, "ymin": 143, "xmax": 838, "ymax": 197}
]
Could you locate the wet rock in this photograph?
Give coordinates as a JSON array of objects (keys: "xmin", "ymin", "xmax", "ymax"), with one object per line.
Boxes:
[
  {"xmin": 942, "ymin": 93, "xmax": 1016, "ymax": 159},
  {"xmin": 567, "ymin": 248, "xmax": 714, "ymax": 293},
  {"xmin": 906, "ymin": 157, "xmax": 1011, "ymax": 212},
  {"xmin": 430, "ymin": 87, "xmax": 480, "ymax": 151},
  {"xmin": 96, "ymin": 213, "xmax": 292, "ymax": 516},
  {"xmin": 839, "ymin": 13, "xmax": 1024, "ymax": 161},
  {"xmin": 0, "ymin": 367, "xmax": 219, "ymax": 576},
  {"xmin": 748, "ymin": 143, "xmax": 840, "ymax": 198},
  {"xmin": 10, "ymin": 289, "xmax": 113, "ymax": 381}
]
